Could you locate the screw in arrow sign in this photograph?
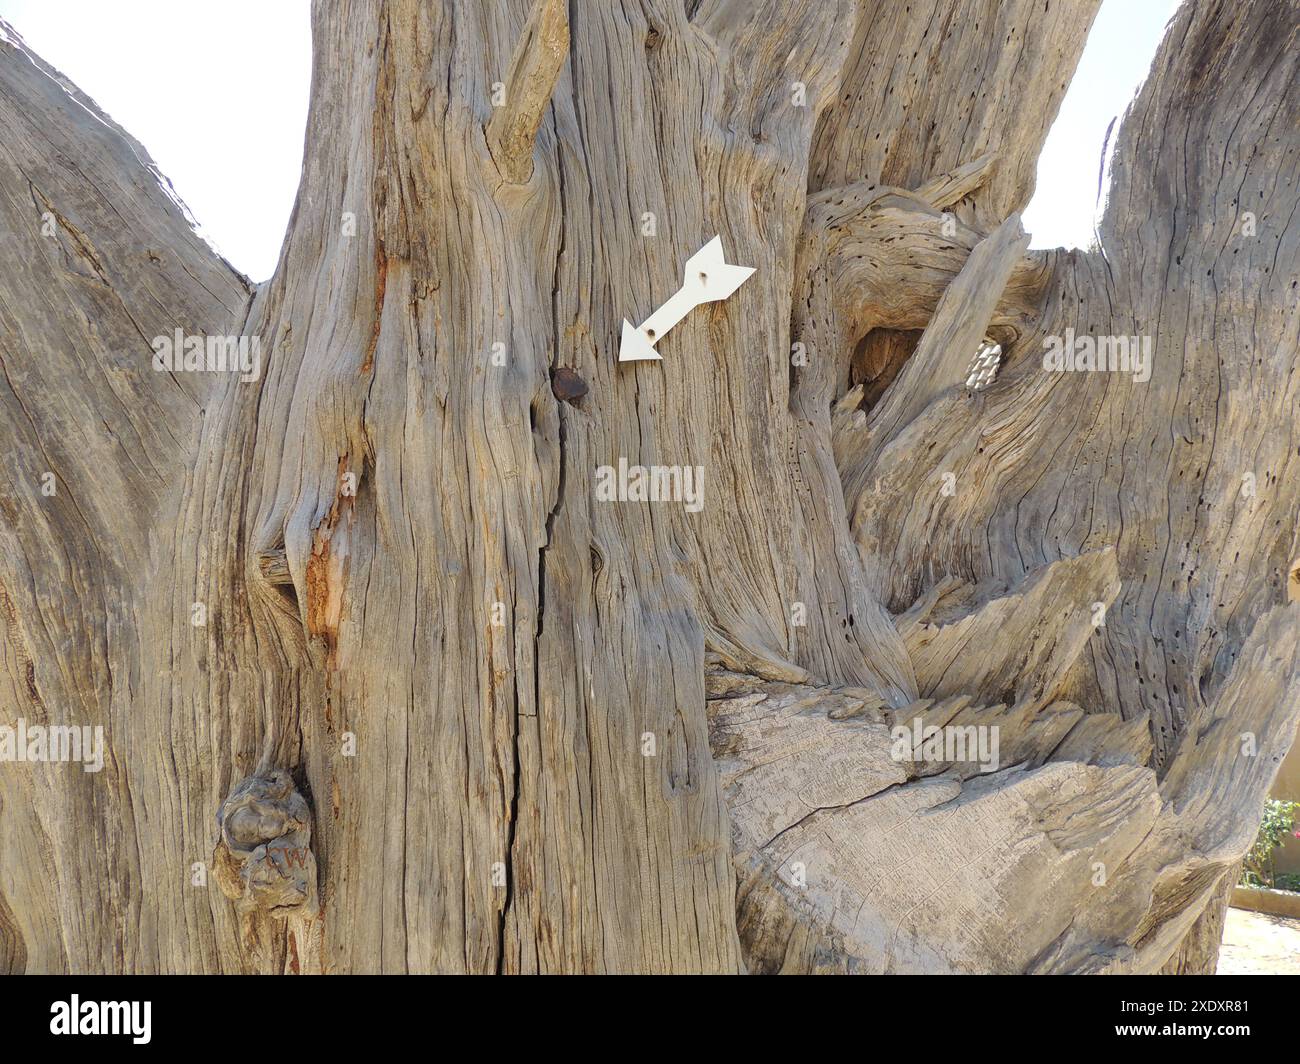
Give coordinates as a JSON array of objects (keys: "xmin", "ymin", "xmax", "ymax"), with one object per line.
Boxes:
[{"xmin": 618, "ymin": 236, "xmax": 756, "ymax": 362}]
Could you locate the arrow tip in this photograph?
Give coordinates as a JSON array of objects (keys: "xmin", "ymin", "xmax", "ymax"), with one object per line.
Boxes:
[{"xmin": 618, "ymin": 319, "xmax": 662, "ymax": 363}]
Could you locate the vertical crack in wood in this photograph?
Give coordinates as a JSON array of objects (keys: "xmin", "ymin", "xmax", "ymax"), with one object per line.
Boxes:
[{"xmin": 496, "ymin": 5, "xmax": 573, "ymax": 967}]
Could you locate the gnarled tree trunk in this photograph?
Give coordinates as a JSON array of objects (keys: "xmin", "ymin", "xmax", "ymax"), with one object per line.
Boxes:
[{"xmin": 0, "ymin": 0, "xmax": 1296, "ymax": 974}]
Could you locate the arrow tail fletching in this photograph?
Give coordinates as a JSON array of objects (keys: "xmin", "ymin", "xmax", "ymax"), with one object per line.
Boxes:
[{"xmin": 683, "ymin": 235, "xmax": 755, "ymax": 302}]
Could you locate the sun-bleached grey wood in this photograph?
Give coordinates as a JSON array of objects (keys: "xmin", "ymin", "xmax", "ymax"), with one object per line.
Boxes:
[{"xmin": 0, "ymin": 0, "xmax": 1295, "ymax": 974}]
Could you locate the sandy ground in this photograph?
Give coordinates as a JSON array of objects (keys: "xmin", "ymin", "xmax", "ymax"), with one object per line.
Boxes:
[{"xmin": 1216, "ymin": 907, "xmax": 1300, "ymax": 974}]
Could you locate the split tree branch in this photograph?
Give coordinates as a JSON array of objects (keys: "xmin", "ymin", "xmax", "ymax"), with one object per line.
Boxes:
[
  {"xmin": 912, "ymin": 150, "xmax": 1001, "ymax": 210},
  {"xmin": 865, "ymin": 213, "xmax": 1029, "ymax": 442},
  {"xmin": 897, "ymin": 548, "xmax": 1120, "ymax": 710},
  {"xmin": 791, "ymin": 163, "xmax": 1051, "ymax": 421},
  {"xmin": 486, "ymin": 0, "xmax": 570, "ymax": 184}
]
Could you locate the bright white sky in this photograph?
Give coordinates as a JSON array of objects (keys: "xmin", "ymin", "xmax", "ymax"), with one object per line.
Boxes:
[
  {"xmin": 1023, "ymin": 0, "xmax": 1184, "ymax": 247},
  {"xmin": 0, "ymin": 0, "xmax": 311, "ymax": 280},
  {"xmin": 0, "ymin": 0, "xmax": 1180, "ymax": 281}
]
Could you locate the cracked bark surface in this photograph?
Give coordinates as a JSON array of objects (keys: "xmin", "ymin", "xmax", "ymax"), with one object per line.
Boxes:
[{"xmin": 0, "ymin": 0, "xmax": 1297, "ymax": 974}]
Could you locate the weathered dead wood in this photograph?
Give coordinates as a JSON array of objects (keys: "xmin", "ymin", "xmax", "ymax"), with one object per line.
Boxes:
[
  {"xmin": 898, "ymin": 549, "xmax": 1120, "ymax": 709},
  {"xmin": 213, "ymin": 769, "xmax": 318, "ymax": 920},
  {"xmin": 1029, "ymin": 607, "xmax": 1300, "ymax": 973},
  {"xmin": 912, "ymin": 151, "xmax": 999, "ymax": 211},
  {"xmin": 711, "ymin": 669, "xmax": 1164, "ymax": 973},
  {"xmin": 711, "ymin": 600, "xmax": 1300, "ymax": 973},
  {"xmin": 0, "ymin": 20, "xmax": 253, "ymax": 974},
  {"xmin": 0, "ymin": 0, "xmax": 1296, "ymax": 976},
  {"xmin": 486, "ymin": 0, "xmax": 569, "ymax": 184},
  {"xmin": 864, "ymin": 213, "xmax": 1029, "ymax": 441},
  {"xmin": 810, "ymin": 0, "xmax": 1103, "ymax": 219},
  {"xmin": 791, "ymin": 175, "xmax": 1053, "ymax": 459}
]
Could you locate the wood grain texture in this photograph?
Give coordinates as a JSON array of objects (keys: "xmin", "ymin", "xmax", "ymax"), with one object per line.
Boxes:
[{"xmin": 0, "ymin": 0, "xmax": 1296, "ymax": 975}]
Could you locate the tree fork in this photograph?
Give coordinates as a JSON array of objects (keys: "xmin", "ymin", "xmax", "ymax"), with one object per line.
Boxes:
[{"xmin": 0, "ymin": 0, "xmax": 1297, "ymax": 975}]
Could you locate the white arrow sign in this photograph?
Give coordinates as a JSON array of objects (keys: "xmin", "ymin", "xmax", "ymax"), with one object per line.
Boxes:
[{"xmin": 618, "ymin": 236, "xmax": 755, "ymax": 362}]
